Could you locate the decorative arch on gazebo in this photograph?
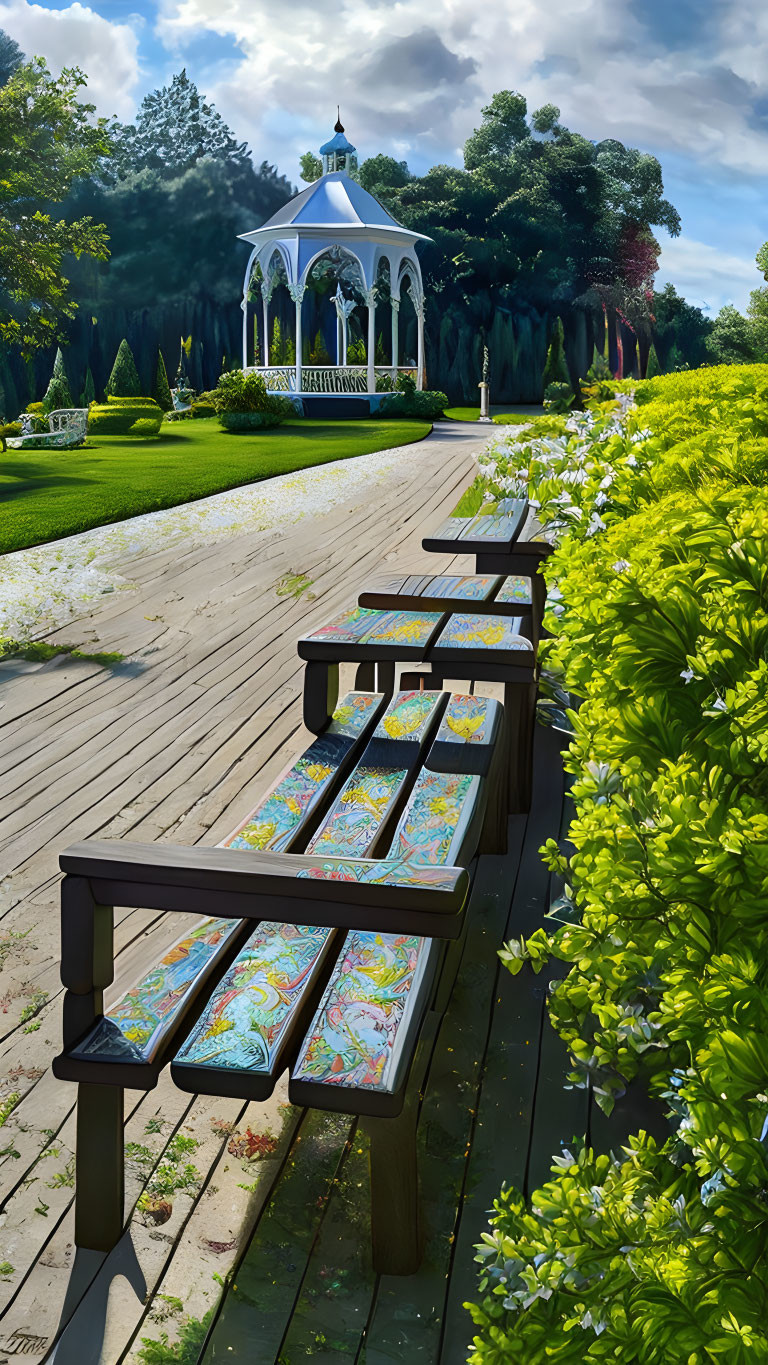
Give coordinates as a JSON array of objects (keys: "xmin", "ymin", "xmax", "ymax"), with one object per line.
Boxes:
[{"xmin": 237, "ymin": 119, "xmax": 430, "ymax": 395}]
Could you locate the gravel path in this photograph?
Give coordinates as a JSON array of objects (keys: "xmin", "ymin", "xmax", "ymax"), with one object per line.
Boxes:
[{"xmin": 0, "ymin": 427, "xmax": 485, "ymax": 641}]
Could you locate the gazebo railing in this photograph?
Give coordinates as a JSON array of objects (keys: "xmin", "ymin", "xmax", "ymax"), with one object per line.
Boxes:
[{"xmin": 245, "ymin": 366, "xmax": 417, "ymax": 395}]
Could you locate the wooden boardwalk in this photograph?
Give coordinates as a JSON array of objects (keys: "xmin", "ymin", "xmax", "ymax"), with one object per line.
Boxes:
[{"xmin": 0, "ymin": 425, "xmax": 659, "ymax": 1363}]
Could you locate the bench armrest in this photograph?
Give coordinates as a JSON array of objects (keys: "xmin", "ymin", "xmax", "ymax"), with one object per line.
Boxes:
[{"xmin": 60, "ymin": 839, "xmax": 470, "ymax": 936}]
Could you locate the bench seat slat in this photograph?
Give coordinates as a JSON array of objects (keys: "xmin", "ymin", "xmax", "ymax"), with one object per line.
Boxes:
[
  {"xmin": 387, "ymin": 770, "xmax": 479, "ymax": 868},
  {"xmin": 493, "ymin": 574, "xmax": 533, "ymax": 607},
  {"xmin": 171, "ymin": 922, "xmax": 339, "ymax": 1100},
  {"xmin": 54, "ymin": 915, "xmax": 248, "ymax": 1087},
  {"xmin": 223, "ymin": 690, "xmax": 384, "ymax": 853},
  {"xmin": 299, "ymin": 608, "xmax": 444, "ymax": 661},
  {"xmin": 305, "ymin": 690, "xmax": 445, "ymax": 859},
  {"xmin": 430, "ymin": 611, "xmax": 533, "ymax": 663},
  {"xmin": 289, "ymin": 931, "xmax": 442, "ymax": 1117}
]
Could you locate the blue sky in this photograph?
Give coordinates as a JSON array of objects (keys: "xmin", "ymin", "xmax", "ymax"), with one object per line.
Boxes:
[{"xmin": 1, "ymin": 0, "xmax": 766, "ymax": 314}]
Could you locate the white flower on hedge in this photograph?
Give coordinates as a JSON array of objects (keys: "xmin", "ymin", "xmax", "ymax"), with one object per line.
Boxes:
[
  {"xmin": 586, "ymin": 512, "xmax": 606, "ymax": 536},
  {"xmin": 599, "ymin": 472, "xmax": 615, "ymax": 489},
  {"xmin": 612, "ymin": 560, "xmax": 630, "ymax": 573},
  {"xmin": 626, "ymin": 453, "xmax": 638, "ymax": 467},
  {"xmin": 594, "ymin": 491, "xmax": 609, "ymax": 508},
  {"xmin": 711, "ymin": 697, "xmax": 727, "ymax": 712},
  {"xmin": 680, "ymin": 668, "xmax": 695, "ymax": 683}
]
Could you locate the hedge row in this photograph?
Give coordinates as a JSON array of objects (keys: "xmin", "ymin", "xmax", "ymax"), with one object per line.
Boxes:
[
  {"xmin": 88, "ymin": 396, "xmax": 164, "ymax": 436},
  {"xmin": 465, "ymin": 366, "xmax": 768, "ymax": 1363}
]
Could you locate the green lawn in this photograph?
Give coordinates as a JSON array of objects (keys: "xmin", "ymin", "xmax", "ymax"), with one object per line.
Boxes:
[
  {"xmin": 444, "ymin": 406, "xmax": 542, "ymax": 424},
  {"xmin": 0, "ymin": 418, "xmax": 431, "ymax": 554}
]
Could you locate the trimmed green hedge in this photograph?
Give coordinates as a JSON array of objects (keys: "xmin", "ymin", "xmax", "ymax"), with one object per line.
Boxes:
[
  {"xmin": 466, "ymin": 366, "xmax": 768, "ymax": 1362},
  {"xmin": 88, "ymin": 396, "xmax": 163, "ymax": 436}
]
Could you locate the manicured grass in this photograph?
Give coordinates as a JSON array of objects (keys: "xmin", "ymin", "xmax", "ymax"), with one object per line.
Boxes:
[
  {"xmin": 0, "ymin": 418, "xmax": 431, "ymax": 554},
  {"xmin": 444, "ymin": 406, "xmax": 541, "ymax": 424}
]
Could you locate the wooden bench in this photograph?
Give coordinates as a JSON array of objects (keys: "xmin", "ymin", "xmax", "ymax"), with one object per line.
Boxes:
[
  {"xmin": 54, "ymin": 687, "xmax": 508, "ymax": 1273},
  {"xmin": 298, "ymin": 602, "xmax": 538, "ymax": 811}
]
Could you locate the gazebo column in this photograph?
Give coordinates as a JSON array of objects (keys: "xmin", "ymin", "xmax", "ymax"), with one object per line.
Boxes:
[
  {"xmin": 241, "ymin": 296, "xmax": 248, "ymax": 370},
  {"xmin": 415, "ymin": 297, "xmax": 426, "ymax": 391},
  {"xmin": 289, "ymin": 283, "xmax": 306, "ymax": 393},
  {"xmin": 364, "ymin": 287, "xmax": 377, "ymax": 394},
  {"xmin": 261, "ymin": 280, "xmax": 273, "ymax": 367},
  {"xmin": 391, "ymin": 296, "xmax": 400, "ymax": 376}
]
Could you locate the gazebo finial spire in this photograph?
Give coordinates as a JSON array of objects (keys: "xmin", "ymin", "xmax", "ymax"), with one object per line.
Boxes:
[{"xmin": 335, "ymin": 106, "xmax": 344, "ymax": 133}]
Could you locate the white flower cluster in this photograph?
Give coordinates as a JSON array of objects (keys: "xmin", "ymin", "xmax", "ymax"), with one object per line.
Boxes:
[{"xmin": 474, "ymin": 392, "xmax": 647, "ymax": 547}]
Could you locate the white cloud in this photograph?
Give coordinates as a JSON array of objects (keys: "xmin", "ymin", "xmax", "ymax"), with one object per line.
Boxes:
[
  {"xmin": 153, "ymin": 0, "xmax": 768, "ymax": 179},
  {"xmin": 655, "ymin": 231, "xmax": 759, "ymax": 314},
  {"xmin": 0, "ymin": 0, "xmax": 142, "ymax": 120}
]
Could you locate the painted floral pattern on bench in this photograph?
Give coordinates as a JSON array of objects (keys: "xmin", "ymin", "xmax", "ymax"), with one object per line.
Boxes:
[
  {"xmin": 436, "ymin": 694, "xmax": 493, "ymax": 745},
  {"xmin": 295, "ymin": 859, "xmax": 463, "ymax": 890},
  {"xmin": 226, "ymin": 692, "xmax": 382, "ymax": 853},
  {"xmin": 426, "ymin": 574, "xmax": 496, "ymax": 600},
  {"xmin": 389, "ymin": 769, "xmax": 476, "ymax": 865},
  {"xmin": 304, "ymin": 606, "xmax": 385, "ymax": 644},
  {"xmin": 364, "ymin": 611, "xmax": 441, "ymax": 648},
  {"xmin": 495, "ymin": 575, "xmax": 532, "ymax": 605},
  {"xmin": 306, "ymin": 766, "xmax": 407, "ymax": 857},
  {"xmin": 173, "ymin": 922, "xmax": 334, "ymax": 1074},
  {"xmin": 304, "ymin": 608, "xmax": 441, "ymax": 650},
  {"xmin": 292, "ymin": 930, "xmax": 430, "ymax": 1092},
  {"xmin": 373, "ymin": 689, "xmax": 443, "ymax": 741},
  {"xmin": 434, "ymin": 613, "xmax": 532, "ymax": 652},
  {"xmin": 77, "ymin": 917, "xmax": 239, "ymax": 1061}
]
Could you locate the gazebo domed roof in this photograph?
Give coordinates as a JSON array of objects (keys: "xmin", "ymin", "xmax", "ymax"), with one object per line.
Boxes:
[{"xmin": 240, "ymin": 171, "xmax": 425, "ymax": 238}]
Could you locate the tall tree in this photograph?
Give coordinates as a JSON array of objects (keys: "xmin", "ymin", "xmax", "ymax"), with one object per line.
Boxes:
[
  {"xmin": 111, "ymin": 70, "xmax": 251, "ymax": 178},
  {"xmin": 0, "ymin": 58, "xmax": 112, "ymax": 352},
  {"xmin": 0, "ymin": 28, "xmax": 24, "ymax": 87}
]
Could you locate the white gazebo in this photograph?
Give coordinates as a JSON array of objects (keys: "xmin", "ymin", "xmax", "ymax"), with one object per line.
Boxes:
[{"xmin": 238, "ymin": 119, "xmax": 430, "ymax": 397}]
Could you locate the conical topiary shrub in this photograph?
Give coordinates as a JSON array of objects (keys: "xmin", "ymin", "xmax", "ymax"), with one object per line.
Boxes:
[
  {"xmin": 79, "ymin": 366, "xmax": 96, "ymax": 408},
  {"xmin": 106, "ymin": 338, "xmax": 142, "ymax": 397},
  {"xmin": 646, "ymin": 343, "xmax": 661, "ymax": 378},
  {"xmin": 542, "ymin": 317, "xmax": 571, "ymax": 393},
  {"xmin": 152, "ymin": 349, "xmax": 173, "ymax": 411},
  {"xmin": 43, "ymin": 347, "xmax": 73, "ymax": 413}
]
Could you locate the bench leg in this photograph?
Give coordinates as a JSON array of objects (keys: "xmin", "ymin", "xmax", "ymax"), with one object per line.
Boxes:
[
  {"xmin": 355, "ymin": 661, "xmax": 376, "ymax": 690},
  {"xmin": 75, "ymin": 1082, "xmax": 124, "ymax": 1252},
  {"xmin": 363, "ymin": 1091, "xmax": 421, "ymax": 1275},
  {"xmin": 504, "ymin": 679, "xmax": 537, "ymax": 813},
  {"xmin": 304, "ymin": 661, "xmax": 339, "ymax": 734}
]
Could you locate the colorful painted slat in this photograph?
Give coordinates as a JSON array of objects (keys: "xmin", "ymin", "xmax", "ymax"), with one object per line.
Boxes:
[
  {"xmin": 494, "ymin": 574, "xmax": 533, "ymax": 606},
  {"xmin": 422, "ymin": 498, "xmax": 528, "ymax": 554},
  {"xmin": 305, "ymin": 691, "xmax": 444, "ymax": 859},
  {"xmin": 387, "ymin": 769, "xmax": 477, "ymax": 866},
  {"xmin": 224, "ymin": 691, "xmax": 383, "ymax": 854},
  {"xmin": 372, "ymin": 689, "xmax": 444, "ymax": 742},
  {"xmin": 305, "ymin": 766, "xmax": 408, "ymax": 859},
  {"xmin": 171, "ymin": 922, "xmax": 338, "ymax": 1098},
  {"xmin": 293, "ymin": 859, "xmax": 466, "ymax": 892},
  {"xmin": 435, "ymin": 694, "xmax": 496, "ymax": 746},
  {"xmin": 300, "ymin": 609, "xmax": 443, "ymax": 659},
  {"xmin": 303, "ymin": 606, "xmax": 387, "ymax": 645},
  {"xmin": 432, "ymin": 612, "xmax": 532, "ymax": 654},
  {"xmin": 291, "ymin": 931, "xmax": 436, "ymax": 1096},
  {"xmin": 425, "ymin": 574, "xmax": 497, "ymax": 600},
  {"xmin": 69, "ymin": 916, "xmax": 244, "ymax": 1069}
]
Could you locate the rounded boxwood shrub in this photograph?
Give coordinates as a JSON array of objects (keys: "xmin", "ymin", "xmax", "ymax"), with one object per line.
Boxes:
[
  {"xmin": 190, "ymin": 400, "xmax": 217, "ymax": 419},
  {"xmin": 88, "ymin": 396, "xmax": 163, "ymax": 436},
  {"xmin": 214, "ymin": 369, "xmax": 292, "ymax": 431},
  {"xmin": 378, "ymin": 388, "xmax": 448, "ymax": 419}
]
